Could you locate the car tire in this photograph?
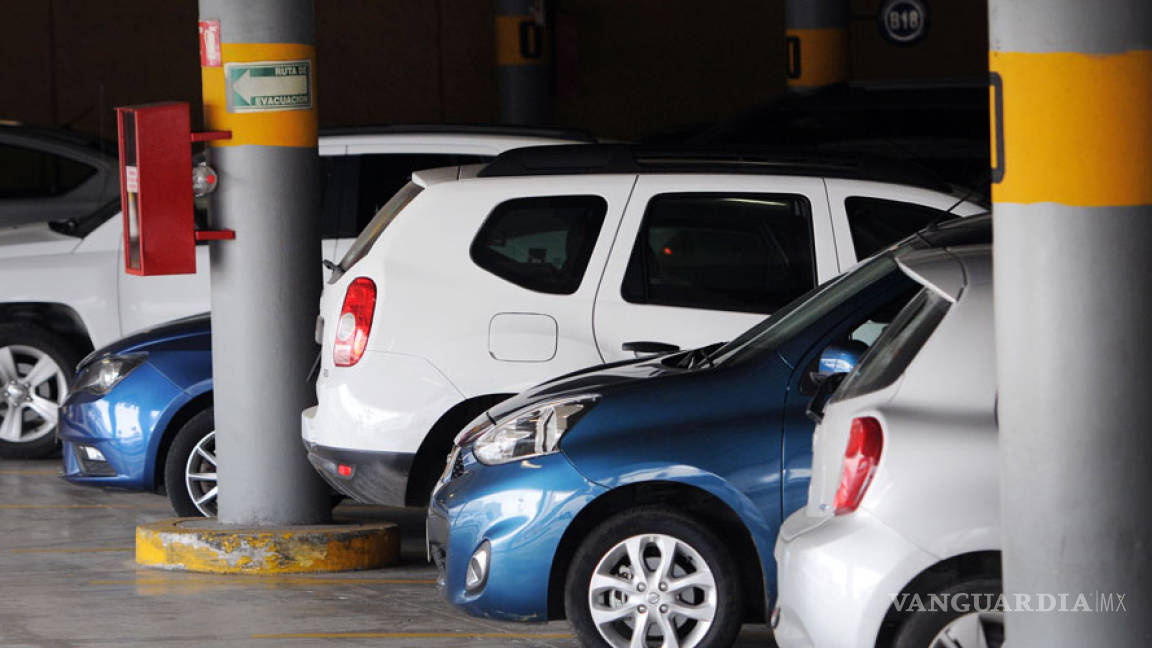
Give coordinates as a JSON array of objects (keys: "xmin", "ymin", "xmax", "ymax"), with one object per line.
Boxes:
[
  {"xmin": 564, "ymin": 506, "xmax": 743, "ymax": 648},
  {"xmin": 0, "ymin": 324, "xmax": 82, "ymax": 460},
  {"xmin": 888, "ymin": 576, "xmax": 1004, "ymax": 648},
  {"xmin": 164, "ymin": 410, "xmax": 217, "ymax": 517}
]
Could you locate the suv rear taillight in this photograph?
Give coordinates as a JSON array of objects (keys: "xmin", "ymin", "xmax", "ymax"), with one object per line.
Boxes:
[
  {"xmin": 833, "ymin": 416, "xmax": 883, "ymax": 515},
  {"xmin": 333, "ymin": 277, "xmax": 376, "ymax": 367}
]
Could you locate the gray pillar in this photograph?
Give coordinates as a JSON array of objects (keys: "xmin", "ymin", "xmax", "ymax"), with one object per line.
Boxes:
[
  {"xmin": 494, "ymin": 0, "xmax": 551, "ymax": 125},
  {"xmin": 991, "ymin": 0, "xmax": 1152, "ymax": 644},
  {"xmin": 199, "ymin": 0, "xmax": 331, "ymax": 526},
  {"xmin": 785, "ymin": 0, "xmax": 849, "ymax": 91}
]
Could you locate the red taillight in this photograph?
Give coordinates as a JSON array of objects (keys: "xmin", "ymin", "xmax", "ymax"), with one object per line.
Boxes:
[
  {"xmin": 832, "ymin": 416, "xmax": 884, "ymax": 515},
  {"xmin": 333, "ymin": 277, "xmax": 376, "ymax": 367}
]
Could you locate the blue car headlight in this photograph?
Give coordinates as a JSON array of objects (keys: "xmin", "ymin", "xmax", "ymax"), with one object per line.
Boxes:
[
  {"xmin": 471, "ymin": 394, "xmax": 599, "ymax": 466},
  {"xmin": 73, "ymin": 353, "xmax": 147, "ymax": 395}
]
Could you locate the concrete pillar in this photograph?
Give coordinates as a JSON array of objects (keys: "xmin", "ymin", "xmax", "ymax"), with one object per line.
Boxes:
[
  {"xmin": 198, "ymin": 0, "xmax": 331, "ymax": 525},
  {"xmin": 494, "ymin": 0, "xmax": 551, "ymax": 124},
  {"xmin": 990, "ymin": 0, "xmax": 1152, "ymax": 644},
  {"xmin": 785, "ymin": 0, "xmax": 849, "ymax": 92}
]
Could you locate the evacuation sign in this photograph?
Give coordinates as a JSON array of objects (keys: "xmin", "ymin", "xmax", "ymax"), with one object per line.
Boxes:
[{"xmin": 224, "ymin": 60, "xmax": 312, "ymax": 113}]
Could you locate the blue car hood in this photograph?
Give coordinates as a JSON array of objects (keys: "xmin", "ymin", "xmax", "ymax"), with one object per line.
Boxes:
[
  {"xmin": 80, "ymin": 313, "xmax": 212, "ymax": 368},
  {"xmin": 487, "ymin": 354, "xmax": 682, "ymax": 422}
]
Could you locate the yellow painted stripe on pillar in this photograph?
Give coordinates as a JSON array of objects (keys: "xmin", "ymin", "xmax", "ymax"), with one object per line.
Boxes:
[
  {"xmin": 495, "ymin": 14, "xmax": 548, "ymax": 66},
  {"xmin": 201, "ymin": 43, "xmax": 317, "ymax": 147},
  {"xmin": 786, "ymin": 27, "xmax": 848, "ymax": 89},
  {"xmin": 990, "ymin": 49, "xmax": 1152, "ymax": 206}
]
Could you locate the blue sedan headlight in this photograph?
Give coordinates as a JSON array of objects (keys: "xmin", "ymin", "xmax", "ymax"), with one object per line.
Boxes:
[
  {"xmin": 472, "ymin": 394, "xmax": 599, "ymax": 465},
  {"xmin": 72, "ymin": 354, "xmax": 147, "ymax": 395}
]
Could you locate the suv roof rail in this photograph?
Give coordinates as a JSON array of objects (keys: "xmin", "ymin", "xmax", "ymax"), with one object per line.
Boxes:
[
  {"xmin": 478, "ymin": 143, "xmax": 952, "ymax": 192},
  {"xmin": 318, "ymin": 123, "xmax": 596, "ymax": 142}
]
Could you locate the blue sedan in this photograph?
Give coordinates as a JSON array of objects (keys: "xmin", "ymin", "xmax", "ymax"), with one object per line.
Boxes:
[
  {"xmin": 59, "ymin": 314, "xmax": 216, "ymax": 516},
  {"xmin": 428, "ymin": 215, "xmax": 989, "ymax": 647}
]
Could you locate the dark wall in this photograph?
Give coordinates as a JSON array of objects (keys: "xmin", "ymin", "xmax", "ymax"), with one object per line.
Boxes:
[{"xmin": 0, "ymin": 0, "xmax": 988, "ymax": 142}]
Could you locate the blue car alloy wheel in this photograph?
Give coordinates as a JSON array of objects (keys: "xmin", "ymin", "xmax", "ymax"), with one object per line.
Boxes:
[{"xmin": 564, "ymin": 507, "xmax": 744, "ymax": 648}]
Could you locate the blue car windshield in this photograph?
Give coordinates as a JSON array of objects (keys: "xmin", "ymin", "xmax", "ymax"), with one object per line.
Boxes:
[{"xmin": 710, "ymin": 254, "xmax": 901, "ymax": 366}]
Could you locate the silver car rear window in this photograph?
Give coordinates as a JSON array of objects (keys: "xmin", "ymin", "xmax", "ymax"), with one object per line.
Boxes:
[{"xmin": 835, "ymin": 287, "xmax": 950, "ymax": 400}]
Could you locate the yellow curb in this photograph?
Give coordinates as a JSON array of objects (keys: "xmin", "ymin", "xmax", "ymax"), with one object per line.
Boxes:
[{"xmin": 136, "ymin": 518, "xmax": 399, "ymax": 574}]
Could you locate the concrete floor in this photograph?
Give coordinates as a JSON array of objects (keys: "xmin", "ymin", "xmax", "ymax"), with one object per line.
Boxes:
[{"xmin": 0, "ymin": 457, "xmax": 777, "ymax": 647}]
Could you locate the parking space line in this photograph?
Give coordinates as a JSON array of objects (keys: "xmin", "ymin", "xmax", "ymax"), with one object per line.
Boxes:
[
  {"xmin": 251, "ymin": 632, "xmax": 573, "ymax": 640},
  {"xmin": 0, "ymin": 469, "xmax": 59, "ymax": 475},
  {"xmin": 88, "ymin": 576, "xmax": 436, "ymax": 586},
  {"xmin": 10, "ymin": 546, "xmax": 133, "ymax": 554},
  {"xmin": 0, "ymin": 504, "xmax": 135, "ymax": 509}
]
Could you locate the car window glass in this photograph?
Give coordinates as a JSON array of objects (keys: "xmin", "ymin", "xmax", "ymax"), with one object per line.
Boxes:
[
  {"xmin": 845, "ymin": 197, "xmax": 954, "ymax": 259},
  {"xmin": 836, "ymin": 287, "xmax": 951, "ymax": 400},
  {"xmin": 0, "ymin": 144, "xmax": 96, "ymax": 198},
  {"xmin": 335, "ymin": 181, "xmax": 423, "ymax": 281},
  {"xmin": 622, "ymin": 194, "xmax": 814, "ymax": 314},
  {"xmin": 711, "ymin": 254, "xmax": 907, "ymax": 365},
  {"xmin": 471, "ymin": 196, "xmax": 607, "ymax": 295},
  {"xmin": 349, "ymin": 154, "xmax": 487, "ymax": 237}
]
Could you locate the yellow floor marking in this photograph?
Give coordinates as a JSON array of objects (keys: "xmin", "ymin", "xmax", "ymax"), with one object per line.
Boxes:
[
  {"xmin": 0, "ymin": 504, "xmax": 134, "ymax": 509},
  {"xmin": 0, "ymin": 469, "xmax": 59, "ymax": 475},
  {"xmin": 89, "ymin": 576, "xmax": 436, "ymax": 586},
  {"xmin": 252, "ymin": 632, "xmax": 573, "ymax": 640},
  {"xmin": 10, "ymin": 546, "xmax": 133, "ymax": 554}
]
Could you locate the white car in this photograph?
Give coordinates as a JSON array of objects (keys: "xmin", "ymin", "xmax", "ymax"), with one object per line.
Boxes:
[
  {"xmin": 773, "ymin": 244, "xmax": 1001, "ymax": 648},
  {"xmin": 0, "ymin": 126, "xmax": 587, "ymax": 458},
  {"xmin": 301, "ymin": 144, "xmax": 986, "ymax": 507}
]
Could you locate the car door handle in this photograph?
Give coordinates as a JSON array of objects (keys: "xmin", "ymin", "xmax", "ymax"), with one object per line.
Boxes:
[{"xmin": 622, "ymin": 341, "xmax": 680, "ymax": 355}]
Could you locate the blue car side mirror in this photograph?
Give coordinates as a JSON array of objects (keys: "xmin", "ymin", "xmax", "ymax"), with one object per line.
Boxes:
[{"xmin": 817, "ymin": 344, "xmax": 864, "ymax": 375}]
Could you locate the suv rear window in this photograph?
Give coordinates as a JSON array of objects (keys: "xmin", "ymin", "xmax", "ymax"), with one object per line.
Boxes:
[
  {"xmin": 471, "ymin": 196, "xmax": 607, "ymax": 295},
  {"xmin": 845, "ymin": 197, "xmax": 954, "ymax": 259},
  {"xmin": 835, "ymin": 287, "xmax": 950, "ymax": 400},
  {"xmin": 622, "ymin": 193, "xmax": 814, "ymax": 314}
]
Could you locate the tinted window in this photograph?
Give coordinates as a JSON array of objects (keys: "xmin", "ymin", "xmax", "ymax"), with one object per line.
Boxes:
[
  {"xmin": 0, "ymin": 144, "xmax": 96, "ymax": 199},
  {"xmin": 836, "ymin": 287, "xmax": 950, "ymax": 400},
  {"xmin": 846, "ymin": 197, "xmax": 953, "ymax": 259},
  {"xmin": 346, "ymin": 153, "xmax": 487, "ymax": 237},
  {"xmin": 622, "ymin": 194, "xmax": 814, "ymax": 314},
  {"xmin": 471, "ymin": 196, "xmax": 607, "ymax": 294}
]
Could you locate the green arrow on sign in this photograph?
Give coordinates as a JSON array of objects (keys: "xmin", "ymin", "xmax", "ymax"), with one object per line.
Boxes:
[{"xmin": 225, "ymin": 60, "xmax": 312, "ymax": 113}]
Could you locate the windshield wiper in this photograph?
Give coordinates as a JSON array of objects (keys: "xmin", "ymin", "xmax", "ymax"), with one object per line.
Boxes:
[{"xmin": 681, "ymin": 341, "xmax": 726, "ymax": 369}]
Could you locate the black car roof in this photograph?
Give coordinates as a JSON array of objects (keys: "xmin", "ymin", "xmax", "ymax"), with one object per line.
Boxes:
[{"xmin": 478, "ymin": 143, "xmax": 952, "ymax": 193}]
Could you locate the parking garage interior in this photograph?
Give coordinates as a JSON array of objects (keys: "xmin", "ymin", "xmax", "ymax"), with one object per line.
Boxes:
[{"xmin": 0, "ymin": 1, "xmax": 1149, "ymax": 647}]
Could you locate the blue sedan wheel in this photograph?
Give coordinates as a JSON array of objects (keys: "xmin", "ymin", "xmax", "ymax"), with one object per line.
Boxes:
[
  {"xmin": 565, "ymin": 507, "xmax": 743, "ymax": 648},
  {"xmin": 163, "ymin": 410, "xmax": 217, "ymax": 517}
]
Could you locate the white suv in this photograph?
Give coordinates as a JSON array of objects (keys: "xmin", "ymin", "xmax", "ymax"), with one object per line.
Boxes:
[
  {"xmin": 0, "ymin": 126, "xmax": 587, "ymax": 458},
  {"xmin": 300, "ymin": 144, "xmax": 986, "ymax": 506},
  {"xmin": 773, "ymin": 245, "xmax": 1000, "ymax": 648}
]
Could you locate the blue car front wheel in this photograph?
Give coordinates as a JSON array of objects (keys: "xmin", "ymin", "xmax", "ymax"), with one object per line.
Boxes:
[
  {"xmin": 564, "ymin": 506, "xmax": 744, "ymax": 648},
  {"xmin": 163, "ymin": 409, "xmax": 216, "ymax": 517}
]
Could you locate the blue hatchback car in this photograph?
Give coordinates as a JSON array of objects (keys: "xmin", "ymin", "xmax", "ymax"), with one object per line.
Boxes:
[
  {"xmin": 59, "ymin": 314, "xmax": 216, "ymax": 517},
  {"xmin": 428, "ymin": 215, "xmax": 989, "ymax": 648}
]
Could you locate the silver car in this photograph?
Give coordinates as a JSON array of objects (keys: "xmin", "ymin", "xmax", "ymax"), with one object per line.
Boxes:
[{"xmin": 774, "ymin": 244, "xmax": 1002, "ymax": 648}]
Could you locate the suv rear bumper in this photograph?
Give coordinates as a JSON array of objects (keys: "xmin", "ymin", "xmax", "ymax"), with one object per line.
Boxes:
[{"xmin": 304, "ymin": 438, "xmax": 414, "ymax": 506}]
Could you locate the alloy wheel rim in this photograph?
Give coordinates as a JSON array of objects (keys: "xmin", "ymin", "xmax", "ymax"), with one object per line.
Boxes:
[
  {"xmin": 184, "ymin": 430, "xmax": 218, "ymax": 516},
  {"xmin": 0, "ymin": 345, "xmax": 66, "ymax": 444},
  {"xmin": 931, "ymin": 611, "xmax": 1005, "ymax": 648},
  {"xmin": 588, "ymin": 533, "xmax": 717, "ymax": 648}
]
